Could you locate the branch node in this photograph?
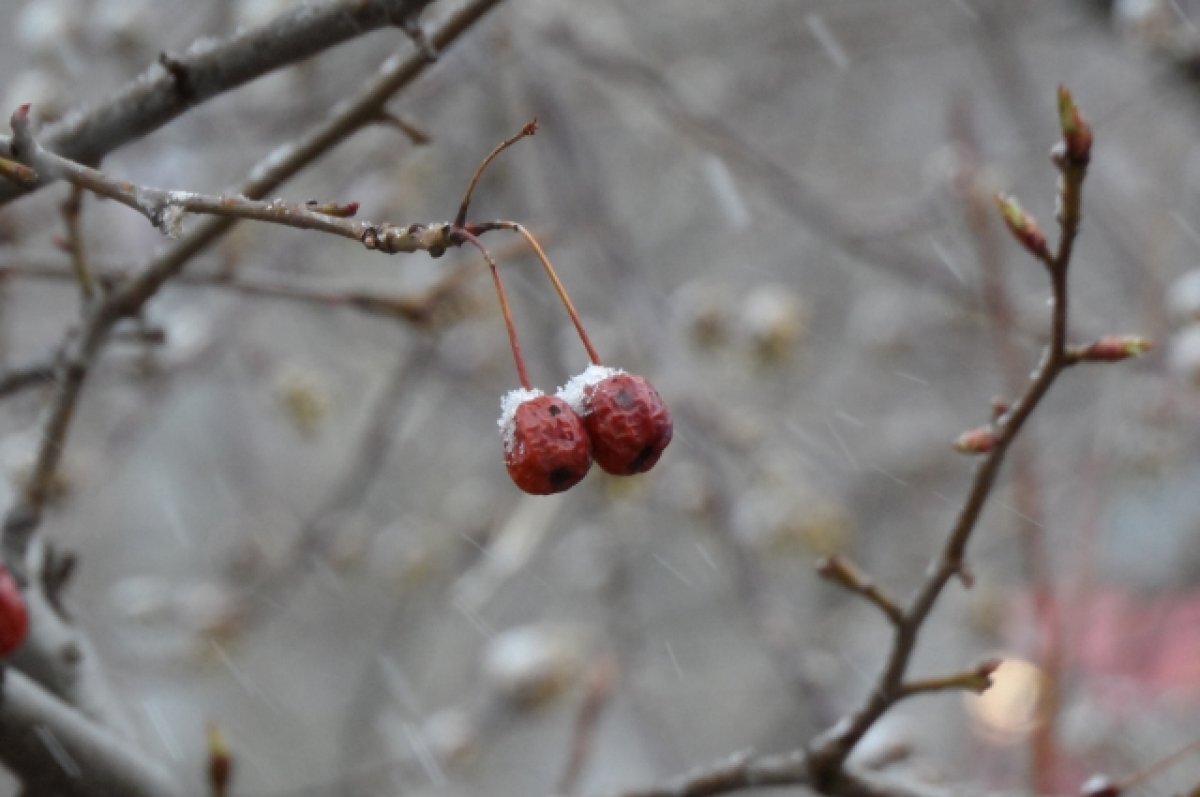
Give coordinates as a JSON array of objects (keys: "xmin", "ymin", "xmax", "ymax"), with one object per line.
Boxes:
[
  {"xmin": 157, "ymin": 52, "xmax": 194, "ymax": 100},
  {"xmin": 401, "ymin": 19, "xmax": 438, "ymax": 63}
]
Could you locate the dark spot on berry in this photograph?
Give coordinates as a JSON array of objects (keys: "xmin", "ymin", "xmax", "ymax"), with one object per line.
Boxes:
[
  {"xmin": 615, "ymin": 388, "xmax": 635, "ymax": 410},
  {"xmin": 549, "ymin": 467, "xmax": 574, "ymax": 488},
  {"xmin": 548, "ymin": 404, "xmax": 562, "ymax": 416},
  {"xmin": 628, "ymin": 445, "xmax": 656, "ymax": 473}
]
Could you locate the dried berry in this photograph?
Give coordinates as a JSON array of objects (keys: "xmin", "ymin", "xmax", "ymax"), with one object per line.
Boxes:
[
  {"xmin": 499, "ymin": 390, "xmax": 592, "ymax": 495},
  {"xmin": 560, "ymin": 366, "xmax": 672, "ymax": 476},
  {"xmin": 0, "ymin": 564, "xmax": 28, "ymax": 656}
]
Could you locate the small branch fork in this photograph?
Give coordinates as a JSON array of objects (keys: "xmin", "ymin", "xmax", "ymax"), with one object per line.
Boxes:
[{"xmin": 603, "ymin": 88, "xmax": 1150, "ymax": 797}]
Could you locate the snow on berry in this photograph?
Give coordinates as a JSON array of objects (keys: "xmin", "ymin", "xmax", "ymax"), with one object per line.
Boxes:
[
  {"xmin": 559, "ymin": 370, "xmax": 672, "ymax": 476},
  {"xmin": 500, "ymin": 392, "xmax": 592, "ymax": 495},
  {"xmin": 556, "ymin": 364, "xmax": 622, "ymax": 416},
  {"xmin": 498, "ymin": 387, "xmax": 545, "ymax": 451},
  {"xmin": 0, "ymin": 564, "xmax": 28, "ymax": 657}
]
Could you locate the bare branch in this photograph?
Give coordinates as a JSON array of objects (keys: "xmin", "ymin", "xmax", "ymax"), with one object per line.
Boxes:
[
  {"xmin": 0, "ymin": 668, "xmax": 179, "ymax": 797},
  {"xmin": 895, "ymin": 658, "xmax": 1001, "ymax": 701},
  {"xmin": 617, "ymin": 750, "xmax": 809, "ymax": 797},
  {"xmin": 59, "ymin": 186, "xmax": 96, "ymax": 303},
  {"xmin": 0, "ymin": 0, "xmax": 437, "ymax": 205},
  {"xmin": 0, "ymin": 360, "xmax": 57, "ymax": 399},
  {"xmin": 8, "ymin": 121, "xmax": 461, "ymax": 256},
  {"xmin": 556, "ymin": 657, "xmax": 619, "ymax": 796}
]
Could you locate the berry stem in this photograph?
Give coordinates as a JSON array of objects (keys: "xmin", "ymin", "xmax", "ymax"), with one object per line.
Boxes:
[
  {"xmin": 454, "ymin": 119, "xmax": 539, "ymax": 228},
  {"xmin": 498, "ymin": 221, "xmax": 602, "ymax": 365},
  {"xmin": 453, "ymin": 227, "xmax": 532, "ymax": 390}
]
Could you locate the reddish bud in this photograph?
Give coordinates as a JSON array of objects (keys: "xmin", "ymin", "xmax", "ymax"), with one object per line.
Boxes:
[
  {"xmin": 1071, "ymin": 335, "xmax": 1153, "ymax": 363},
  {"xmin": 994, "ymin": 193, "xmax": 1049, "ymax": 259},
  {"xmin": 953, "ymin": 425, "xmax": 997, "ymax": 455},
  {"xmin": 499, "ymin": 391, "xmax": 592, "ymax": 495},
  {"xmin": 0, "ymin": 564, "xmax": 28, "ymax": 657},
  {"xmin": 1057, "ymin": 85, "xmax": 1093, "ymax": 162},
  {"xmin": 207, "ymin": 722, "xmax": 233, "ymax": 797},
  {"xmin": 560, "ymin": 366, "xmax": 673, "ymax": 476}
]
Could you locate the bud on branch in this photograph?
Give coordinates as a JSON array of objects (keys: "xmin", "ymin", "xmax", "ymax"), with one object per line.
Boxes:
[
  {"xmin": 207, "ymin": 723, "xmax": 232, "ymax": 797},
  {"xmin": 953, "ymin": 425, "xmax": 997, "ymax": 455},
  {"xmin": 994, "ymin": 193, "xmax": 1050, "ymax": 261},
  {"xmin": 1057, "ymin": 85, "xmax": 1093, "ymax": 163},
  {"xmin": 1066, "ymin": 335, "xmax": 1153, "ymax": 364}
]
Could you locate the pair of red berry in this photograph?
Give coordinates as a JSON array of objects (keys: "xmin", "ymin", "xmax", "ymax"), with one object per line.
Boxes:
[
  {"xmin": 448, "ymin": 121, "xmax": 672, "ymax": 495},
  {"xmin": 500, "ymin": 365, "xmax": 673, "ymax": 495}
]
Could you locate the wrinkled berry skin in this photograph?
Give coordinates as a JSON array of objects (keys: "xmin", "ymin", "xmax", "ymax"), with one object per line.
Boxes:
[
  {"xmin": 505, "ymin": 396, "xmax": 592, "ymax": 495},
  {"xmin": 0, "ymin": 565, "xmax": 28, "ymax": 657},
  {"xmin": 583, "ymin": 374, "xmax": 672, "ymax": 475}
]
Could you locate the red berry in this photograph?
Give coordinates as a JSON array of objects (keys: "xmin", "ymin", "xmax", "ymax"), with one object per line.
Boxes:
[
  {"xmin": 0, "ymin": 564, "xmax": 28, "ymax": 657},
  {"xmin": 560, "ymin": 367, "xmax": 672, "ymax": 476},
  {"xmin": 499, "ymin": 390, "xmax": 592, "ymax": 495}
]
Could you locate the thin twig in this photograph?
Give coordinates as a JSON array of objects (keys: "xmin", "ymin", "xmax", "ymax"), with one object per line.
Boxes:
[
  {"xmin": 0, "ymin": 359, "xmax": 58, "ymax": 398},
  {"xmin": 1117, "ymin": 739, "xmax": 1200, "ymax": 792},
  {"xmin": 618, "ymin": 751, "xmax": 809, "ymax": 797},
  {"xmin": 59, "ymin": 186, "xmax": 95, "ymax": 303},
  {"xmin": 816, "ymin": 554, "xmax": 904, "ymax": 627},
  {"xmin": 895, "ymin": 658, "xmax": 1000, "ymax": 700},
  {"xmin": 556, "ymin": 657, "xmax": 619, "ymax": 796},
  {"xmin": 455, "ymin": 119, "xmax": 538, "ymax": 227},
  {"xmin": 6, "ymin": 123, "xmax": 462, "ymax": 256}
]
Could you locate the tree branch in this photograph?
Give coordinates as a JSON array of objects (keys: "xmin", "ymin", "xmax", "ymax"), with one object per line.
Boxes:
[
  {"xmin": 0, "ymin": 668, "xmax": 180, "ymax": 797},
  {"xmin": 805, "ymin": 92, "xmax": 1095, "ymax": 790},
  {"xmin": 617, "ymin": 750, "xmax": 809, "ymax": 797},
  {"xmin": 0, "ymin": 359, "xmax": 58, "ymax": 398},
  {"xmin": 0, "ymin": 0, "xmax": 437, "ymax": 205}
]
